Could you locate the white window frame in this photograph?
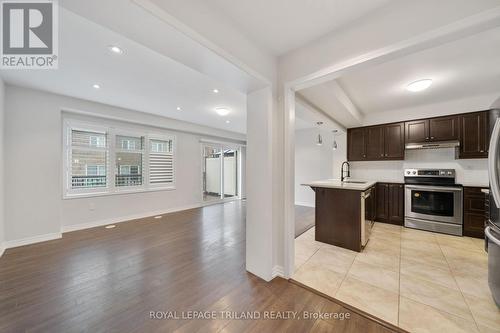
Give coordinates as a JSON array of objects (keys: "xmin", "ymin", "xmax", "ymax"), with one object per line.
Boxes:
[{"xmin": 63, "ymin": 119, "xmax": 176, "ymax": 199}]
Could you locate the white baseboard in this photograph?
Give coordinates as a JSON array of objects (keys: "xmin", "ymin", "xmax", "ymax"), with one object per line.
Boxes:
[
  {"xmin": 295, "ymin": 201, "xmax": 315, "ymax": 208},
  {"xmin": 271, "ymin": 265, "xmax": 285, "ymax": 279},
  {"xmin": 4, "ymin": 232, "xmax": 62, "ymax": 250},
  {"xmin": 61, "ymin": 203, "xmax": 204, "ymax": 233}
]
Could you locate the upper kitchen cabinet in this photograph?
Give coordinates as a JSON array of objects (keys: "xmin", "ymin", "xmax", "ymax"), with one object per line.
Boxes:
[
  {"xmin": 458, "ymin": 111, "xmax": 489, "ymax": 159},
  {"xmin": 365, "ymin": 126, "xmax": 384, "ymax": 160},
  {"xmin": 347, "ymin": 123, "xmax": 404, "ymax": 161},
  {"xmin": 347, "ymin": 127, "xmax": 367, "ymax": 161},
  {"xmin": 405, "ymin": 115, "xmax": 459, "ymax": 144},
  {"xmin": 384, "ymin": 123, "xmax": 404, "ymax": 159},
  {"xmin": 429, "ymin": 115, "xmax": 459, "ymax": 141},
  {"xmin": 405, "ymin": 119, "xmax": 429, "ymax": 143}
]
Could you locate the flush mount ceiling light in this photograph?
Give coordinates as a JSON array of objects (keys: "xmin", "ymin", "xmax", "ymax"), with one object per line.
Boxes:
[
  {"xmin": 108, "ymin": 45, "xmax": 124, "ymax": 54},
  {"xmin": 225, "ymin": 120, "xmax": 230, "ymax": 124},
  {"xmin": 154, "ymin": 216, "xmax": 162, "ymax": 219},
  {"xmin": 105, "ymin": 224, "xmax": 116, "ymax": 229},
  {"xmin": 213, "ymin": 89, "xmax": 219, "ymax": 94},
  {"xmin": 406, "ymin": 79, "xmax": 432, "ymax": 92},
  {"xmin": 176, "ymin": 106, "xmax": 182, "ymax": 111},
  {"xmin": 92, "ymin": 84, "xmax": 101, "ymax": 89},
  {"xmin": 215, "ymin": 107, "xmax": 230, "ymax": 116}
]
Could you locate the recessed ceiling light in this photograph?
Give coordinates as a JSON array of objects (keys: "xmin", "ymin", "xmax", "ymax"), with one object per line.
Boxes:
[
  {"xmin": 105, "ymin": 224, "xmax": 116, "ymax": 229},
  {"xmin": 215, "ymin": 107, "xmax": 230, "ymax": 116},
  {"xmin": 176, "ymin": 106, "xmax": 182, "ymax": 111},
  {"xmin": 93, "ymin": 84, "xmax": 101, "ymax": 89},
  {"xmin": 108, "ymin": 45, "xmax": 124, "ymax": 54},
  {"xmin": 154, "ymin": 215, "xmax": 162, "ymax": 219},
  {"xmin": 225, "ymin": 120, "xmax": 230, "ymax": 124},
  {"xmin": 406, "ymin": 79, "xmax": 432, "ymax": 92},
  {"xmin": 213, "ymin": 89, "xmax": 219, "ymax": 94}
]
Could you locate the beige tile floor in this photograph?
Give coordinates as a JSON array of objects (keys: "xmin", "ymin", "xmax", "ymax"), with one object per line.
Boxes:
[{"xmin": 293, "ymin": 223, "xmax": 500, "ymax": 333}]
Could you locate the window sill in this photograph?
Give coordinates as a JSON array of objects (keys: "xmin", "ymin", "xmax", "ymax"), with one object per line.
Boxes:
[{"xmin": 63, "ymin": 186, "xmax": 176, "ymax": 200}]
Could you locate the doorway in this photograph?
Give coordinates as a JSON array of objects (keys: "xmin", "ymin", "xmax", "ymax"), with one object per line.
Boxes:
[{"xmin": 202, "ymin": 143, "xmax": 241, "ymax": 203}]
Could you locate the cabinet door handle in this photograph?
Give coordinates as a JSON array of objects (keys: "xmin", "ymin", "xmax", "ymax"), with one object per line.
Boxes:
[
  {"xmin": 425, "ymin": 137, "xmax": 430, "ymax": 140},
  {"xmin": 430, "ymin": 136, "xmax": 435, "ymax": 140},
  {"xmin": 480, "ymin": 150, "xmax": 484, "ymax": 153}
]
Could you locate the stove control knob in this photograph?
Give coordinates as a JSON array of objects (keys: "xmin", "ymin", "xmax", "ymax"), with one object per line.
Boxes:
[
  {"xmin": 447, "ymin": 171, "xmax": 453, "ymax": 175},
  {"xmin": 406, "ymin": 171, "xmax": 410, "ymax": 175},
  {"xmin": 412, "ymin": 171, "xmax": 417, "ymax": 175},
  {"xmin": 440, "ymin": 171, "xmax": 445, "ymax": 175}
]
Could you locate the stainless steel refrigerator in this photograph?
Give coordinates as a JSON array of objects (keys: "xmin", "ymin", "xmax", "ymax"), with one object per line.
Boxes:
[{"xmin": 486, "ymin": 109, "xmax": 500, "ymax": 307}]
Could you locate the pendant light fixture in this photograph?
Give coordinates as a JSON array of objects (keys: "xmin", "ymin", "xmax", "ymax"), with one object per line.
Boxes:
[
  {"xmin": 332, "ymin": 130, "xmax": 338, "ymax": 150},
  {"xmin": 316, "ymin": 122, "xmax": 323, "ymax": 146}
]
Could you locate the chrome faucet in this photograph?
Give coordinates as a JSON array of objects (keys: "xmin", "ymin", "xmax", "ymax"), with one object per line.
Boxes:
[{"xmin": 341, "ymin": 161, "xmax": 350, "ymax": 182}]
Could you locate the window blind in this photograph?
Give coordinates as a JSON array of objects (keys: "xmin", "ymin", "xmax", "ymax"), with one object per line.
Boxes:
[{"xmin": 149, "ymin": 139, "xmax": 174, "ymax": 185}]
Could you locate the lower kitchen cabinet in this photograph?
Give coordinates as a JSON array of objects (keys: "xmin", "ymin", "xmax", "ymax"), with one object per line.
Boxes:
[
  {"xmin": 375, "ymin": 182, "xmax": 404, "ymax": 225},
  {"xmin": 463, "ymin": 187, "xmax": 487, "ymax": 238}
]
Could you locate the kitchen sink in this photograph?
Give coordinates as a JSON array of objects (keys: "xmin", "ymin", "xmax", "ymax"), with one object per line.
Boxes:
[{"xmin": 342, "ymin": 180, "xmax": 367, "ymax": 184}]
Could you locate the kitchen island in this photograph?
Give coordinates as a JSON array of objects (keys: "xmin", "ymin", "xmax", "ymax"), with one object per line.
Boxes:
[{"xmin": 302, "ymin": 179, "xmax": 376, "ymax": 252}]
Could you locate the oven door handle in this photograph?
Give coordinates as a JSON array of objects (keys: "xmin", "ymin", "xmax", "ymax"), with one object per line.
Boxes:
[{"xmin": 405, "ymin": 185, "xmax": 463, "ymax": 192}]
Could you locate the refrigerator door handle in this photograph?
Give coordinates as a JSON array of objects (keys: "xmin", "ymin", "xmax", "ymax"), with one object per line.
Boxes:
[
  {"xmin": 488, "ymin": 118, "xmax": 500, "ymax": 207},
  {"xmin": 485, "ymin": 226, "xmax": 500, "ymax": 247}
]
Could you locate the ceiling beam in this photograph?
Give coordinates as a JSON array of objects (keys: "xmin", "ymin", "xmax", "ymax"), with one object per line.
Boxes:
[
  {"xmin": 295, "ymin": 93, "xmax": 346, "ymax": 132},
  {"xmin": 291, "ymin": 5, "xmax": 500, "ymax": 91},
  {"xmin": 329, "ymin": 80, "xmax": 363, "ymax": 124}
]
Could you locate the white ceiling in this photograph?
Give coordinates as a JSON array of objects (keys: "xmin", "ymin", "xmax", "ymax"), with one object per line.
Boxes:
[
  {"xmin": 301, "ymin": 27, "xmax": 500, "ymax": 127},
  {"xmin": 295, "ymin": 99, "xmax": 344, "ymax": 132},
  {"xmin": 151, "ymin": 0, "xmax": 393, "ymax": 56},
  {"xmin": 338, "ymin": 27, "xmax": 500, "ymax": 114},
  {"xmin": 0, "ymin": 8, "xmax": 248, "ymax": 133}
]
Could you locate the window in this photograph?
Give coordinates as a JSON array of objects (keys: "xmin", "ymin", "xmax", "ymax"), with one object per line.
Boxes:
[
  {"xmin": 64, "ymin": 120, "xmax": 175, "ymax": 198},
  {"xmin": 70, "ymin": 130, "xmax": 108, "ymax": 189},
  {"xmin": 115, "ymin": 135, "xmax": 144, "ymax": 187},
  {"xmin": 149, "ymin": 138, "xmax": 174, "ymax": 186}
]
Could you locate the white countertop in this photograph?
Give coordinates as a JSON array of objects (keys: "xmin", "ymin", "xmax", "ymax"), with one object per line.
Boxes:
[
  {"xmin": 459, "ymin": 182, "xmax": 489, "ymax": 188},
  {"xmin": 302, "ymin": 179, "xmax": 377, "ymax": 191}
]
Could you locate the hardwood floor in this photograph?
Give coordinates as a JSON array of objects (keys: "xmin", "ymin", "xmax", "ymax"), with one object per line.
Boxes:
[
  {"xmin": 0, "ymin": 201, "xmax": 395, "ymax": 332},
  {"xmin": 295, "ymin": 205, "xmax": 315, "ymax": 238}
]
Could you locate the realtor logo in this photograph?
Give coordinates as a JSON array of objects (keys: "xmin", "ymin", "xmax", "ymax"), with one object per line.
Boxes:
[{"xmin": 1, "ymin": 0, "xmax": 58, "ymax": 69}]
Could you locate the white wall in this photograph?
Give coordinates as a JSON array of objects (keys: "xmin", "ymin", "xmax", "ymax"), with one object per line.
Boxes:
[
  {"xmin": 0, "ymin": 78, "xmax": 5, "ymax": 255},
  {"xmin": 3, "ymin": 85, "xmax": 245, "ymax": 245},
  {"xmin": 350, "ymin": 149, "xmax": 488, "ymax": 187},
  {"xmin": 295, "ymin": 128, "xmax": 334, "ymax": 207}
]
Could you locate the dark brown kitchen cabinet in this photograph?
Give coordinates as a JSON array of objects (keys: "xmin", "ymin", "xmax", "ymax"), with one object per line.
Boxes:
[
  {"xmin": 375, "ymin": 182, "xmax": 404, "ymax": 225},
  {"xmin": 365, "ymin": 126, "xmax": 384, "ymax": 160},
  {"xmin": 405, "ymin": 115, "xmax": 459, "ymax": 144},
  {"xmin": 429, "ymin": 115, "xmax": 459, "ymax": 141},
  {"xmin": 459, "ymin": 112, "xmax": 489, "ymax": 159},
  {"xmin": 384, "ymin": 123, "xmax": 404, "ymax": 159},
  {"xmin": 405, "ymin": 119, "xmax": 429, "ymax": 143},
  {"xmin": 463, "ymin": 187, "xmax": 487, "ymax": 238},
  {"xmin": 388, "ymin": 183, "xmax": 405, "ymax": 225},
  {"xmin": 347, "ymin": 127, "xmax": 366, "ymax": 161},
  {"xmin": 347, "ymin": 123, "xmax": 404, "ymax": 161},
  {"xmin": 375, "ymin": 183, "xmax": 389, "ymax": 222}
]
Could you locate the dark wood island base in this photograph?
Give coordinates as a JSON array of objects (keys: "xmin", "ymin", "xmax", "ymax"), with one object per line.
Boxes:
[{"xmin": 313, "ymin": 187, "xmax": 363, "ymax": 252}]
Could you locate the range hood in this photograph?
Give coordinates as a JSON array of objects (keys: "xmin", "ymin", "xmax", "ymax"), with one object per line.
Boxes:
[{"xmin": 405, "ymin": 140, "xmax": 460, "ymax": 150}]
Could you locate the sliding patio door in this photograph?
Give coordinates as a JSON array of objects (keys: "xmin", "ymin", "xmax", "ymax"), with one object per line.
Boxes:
[{"xmin": 202, "ymin": 143, "xmax": 240, "ymax": 202}]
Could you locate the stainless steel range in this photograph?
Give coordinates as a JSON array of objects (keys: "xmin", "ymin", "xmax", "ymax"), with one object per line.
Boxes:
[{"xmin": 404, "ymin": 168, "xmax": 463, "ymax": 236}]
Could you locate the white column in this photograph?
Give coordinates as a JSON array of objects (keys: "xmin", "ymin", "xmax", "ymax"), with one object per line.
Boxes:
[{"xmin": 246, "ymin": 87, "xmax": 274, "ymax": 281}]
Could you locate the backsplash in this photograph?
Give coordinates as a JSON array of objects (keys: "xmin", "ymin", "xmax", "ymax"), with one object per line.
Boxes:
[{"xmin": 350, "ymin": 148, "xmax": 489, "ymax": 186}]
